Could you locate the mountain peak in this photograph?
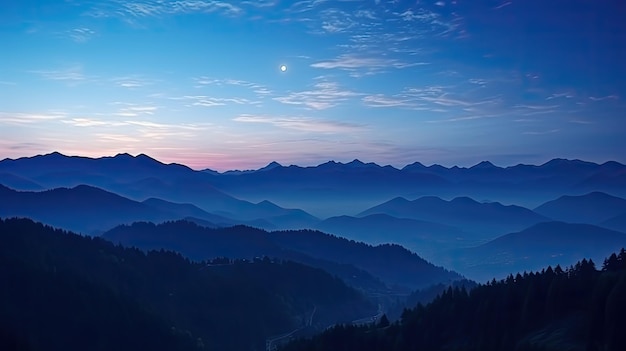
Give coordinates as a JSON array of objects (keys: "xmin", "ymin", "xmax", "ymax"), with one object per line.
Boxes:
[
  {"xmin": 347, "ymin": 159, "xmax": 365, "ymax": 166},
  {"xmin": 258, "ymin": 161, "xmax": 282, "ymax": 171},
  {"xmin": 470, "ymin": 161, "xmax": 497, "ymax": 169},
  {"xmin": 34, "ymin": 151, "xmax": 68, "ymax": 160},
  {"xmin": 256, "ymin": 199, "xmax": 280, "ymax": 209},
  {"xmin": 114, "ymin": 152, "xmax": 133, "ymax": 159},
  {"xmin": 451, "ymin": 196, "xmax": 480, "ymax": 205},
  {"xmin": 136, "ymin": 153, "xmax": 152, "ymax": 159},
  {"xmin": 402, "ymin": 161, "xmax": 426, "ymax": 171},
  {"xmin": 542, "ymin": 158, "xmax": 595, "ymax": 168}
]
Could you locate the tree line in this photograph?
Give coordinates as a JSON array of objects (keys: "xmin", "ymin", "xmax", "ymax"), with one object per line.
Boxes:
[{"xmin": 282, "ymin": 249, "xmax": 626, "ymax": 351}]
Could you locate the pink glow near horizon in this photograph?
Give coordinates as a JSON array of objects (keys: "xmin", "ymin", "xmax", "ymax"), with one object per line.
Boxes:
[{"xmin": 2, "ymin": 146, "xmax": 622, "ymax": 173}]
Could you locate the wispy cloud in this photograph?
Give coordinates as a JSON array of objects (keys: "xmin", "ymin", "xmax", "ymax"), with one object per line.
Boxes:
[
  {"xmin": 513, "ymin": 104, "xmax": 559, "ymax": 116},
  {"xmin": 111, "ymin": 76, "xmax": 154, "ymax": 88},
  {"xmin": 493, "ymin": 2, "xmax": 513, "ymax": 10},
  {"xmin": 273, "ymin": 81, "xmax": 360, "ymax": 110},
  {"xmin": 428, "ymin": 112, "xmax": 507, "ymax": 123},
  {"xmin": 61, "ymin": 118, "xmax": 125, "ymax": 127},
  {"xmin": 589, "ymin": 95, "xmax": 619, "ymax": 101},
  {"xmin": 317, "ymin": 8, "xmax": 356, "ymax": 33},
  {"xmin": 60, "ymin": 114, "xmax": 210, "ymax": 130},
  {"xmin": 397, "ymin": 9, "xmax": 438, "ymax": 22},
  {"xmin": 194, "ymin": 77, "xmax": 267, "ymax": 89},
  {"xmin": 361, "ymin": 85, "xmax": 503, "ymax": 113},
  {"xmin": 546, "ymin": 92, "xmax": 574, "ymax": 100},
  {"xmin": 362, "ymin": 95, "xmax": 416, "ymax": 108},
  {"xmin": 569, "ymin": 119, "xmax": 594, "ymax": 125},
  {"xmin": 523, "ymin": 129, "xmax": 560, "ymax": 135},
  {"xmin": 514, "ymin": 104, "xmax": 559, "ymax": 110},
  {"xmin": 468, "ymin": 78, "xmax": 488, "ymax": 86},
  {"xmin": 110, "ymin": 103, "xmax": 159, "ymax": 117},
  {"xmin": 0, "ymin": 112, "xmax": 66, "ymax": 125},
  {"xmin": 67, "ymin": 28, "xmax": 95, "ymax": 43},
  {"xmin": 311, "ymin": 54, "xmax": 428, "ymax": 76},
  {"xmin": 192, "ymin": 77, "xmax": 272, "ymax": 97},
  {"xmin": 233, "ymin": 114, "xmax": 365, "ymax": 133},
  {"xmin": 96, "ymin": 133, "xmax": 142, "ymax": 143},
  {"xmin": 88, "ymin": 0, "xmax": 243, "ymax": 22},
  {"xmin": 241, "ymin": 0, "xmax": 278, "ymax": 8},
  {"xmin": 415, "ymin": 93, "xmax": 500, "ymax": 108},
  {"xmin": 172, "ymin": 95, "xmax": 260, "ymax": 107},
  {"xmin": 30, "ymin": 66, "xmax": 87, "ymax": 82},
  {"xmin": 287, "ymin": 0, "xmax": 330, "ymax": 14}
]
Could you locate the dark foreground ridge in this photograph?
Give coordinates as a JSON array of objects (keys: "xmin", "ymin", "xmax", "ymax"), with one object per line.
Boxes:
[
  {"xmin": 0, "ymin": 217, "xmax": 375, "ymax": 351},
  {"xmin": 281, "ymin": 250, "xmax": 626, "ymax": 351}
]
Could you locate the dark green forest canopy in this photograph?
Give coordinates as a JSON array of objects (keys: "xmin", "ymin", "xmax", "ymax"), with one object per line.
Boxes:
[
  {"xmin": 0, "ymin": 217, "xmax": 374, "ymax": 351},
  {"xmin": 282, "ymin": 249, "xmax": 626, "ymax": 351}
]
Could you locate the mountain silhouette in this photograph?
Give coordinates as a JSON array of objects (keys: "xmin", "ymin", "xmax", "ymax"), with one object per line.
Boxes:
[
  {"xmin": 0, "ymin": 184, "xmax": 172, "ymax": 234},
  {"xmin": 141, "ymin": 197, "xmax": 275, "ymax": 229},
  {"xmin": 3, "ymin": 153, "xmax": 625, "ymax": 218},
  {"xmin": 0, "ymin": 184, "xmax": 282, "ymax": 234},
  {"xmin": 601, "ymin": 213, "xmax": 626, "ymax": 233},
  {"xmin": 314, "ymin": 213, "xmax": 475, "ymax": 262},
  {"xmin": 534, "ymin": 192, "xmax": 626, "ymax": 224},
  {"xmin": 102, "ymin": 220, "xmax": 463, "ymax": 290},
  {"xmin": 0, "ymin": 172, "xmax": 43, "ymax": 191},
  {"xmin": 358, "ymin": 196, "xmax": 549, "ymax": 238},
  {"xmin": 0, "ymin": 153, "xmax": 318, "ymax": 226},
  {"xmin": 451, "ymin": 221, "xmax": 626, "ymax": 282}
]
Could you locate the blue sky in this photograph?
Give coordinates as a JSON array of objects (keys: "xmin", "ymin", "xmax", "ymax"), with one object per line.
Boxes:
[{"xmin": 1, "ymin": 0, "xmax": 624, "ymax": 170}]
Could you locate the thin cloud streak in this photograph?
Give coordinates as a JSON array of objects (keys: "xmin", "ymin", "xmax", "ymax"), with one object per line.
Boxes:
[
  {"xmin": 233, "ymin": 114, "xmax": 365, "ymax": 133},
  {"xmin": 311, "ymin": 54, "xmax": 428, "ymax": 75},
  {"xmin": 0, "ymin": 112, "xmax": 66, "ymax": 125},
  {"xmin": 273, "ymin": 81, "xmax": 360, "ymax": 110}
]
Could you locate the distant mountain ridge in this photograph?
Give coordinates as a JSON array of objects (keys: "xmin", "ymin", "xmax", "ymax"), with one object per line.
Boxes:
[
  {"xmin": 0, "ymin": 152, "xmax": 323, "ymax": 226},
  {"xmin": 534, "ymin": 191, "xmax": 626, "ymax": 224},
  {"xmin": 449, "ymin": 221, "xmax": 626, "ymax": 282},
  {"xmin": 314, "ymin": 213, "xmax": 475, "ymax": 262},
  {"xmin": 357, "ymin": 196, "xmax": 549, "ymax": 238},
  {"xmin": 102, "ymin": 220, "xmax": 463, "ymax": 290},
  {"xmin": 2, "ymin": 152, "xmax": 624, "ymax": 217},
  {"xmin": 0, "ymin": 184, "xmax": 311, "ymax": 234},
  {"xmin": 2, "ymin": 152, "xmax": 623, "ymax": 177},
  {"xmin": 2, "ymin": 152, "xmax": 625, "ymax": 285}
]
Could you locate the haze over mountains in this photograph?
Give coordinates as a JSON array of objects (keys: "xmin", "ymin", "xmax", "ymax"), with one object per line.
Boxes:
[
  {"xmin": 2, "ymin": 151, "xmax": 626, "ymax": 283},
  {"xmin": 2, "ymin": 152, "xmax": 625, "ymax": 218},
  {"xmin": 2, "ymin": 151, "xmax": 626, "ymax": 350},
  {"xmin": 102, "ymin": 220, "xmax": 460, "ymax": 291}
]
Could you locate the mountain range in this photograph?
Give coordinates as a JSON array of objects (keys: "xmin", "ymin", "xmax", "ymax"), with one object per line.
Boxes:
[
  {"xmin": 2, "ymin": 151, "xmax": 626, "ymax": 289},
  {"xmin": 2, "ymin": 153, "xmax": 625, "ymax": 218},
  {"xmin": 357, "ymin": 196, "xmax": 549, "ymax": 239},
  {"xmin": 0, "ymin": 184, "xmax": 264, "ymax": 234},
  {"xmin": 534, "ymin": 191, "xmax": 626, "ymax": 224}
]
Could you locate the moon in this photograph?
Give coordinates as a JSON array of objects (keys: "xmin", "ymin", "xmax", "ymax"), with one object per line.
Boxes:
[{"xmin": 280, "ymin": 65, "xmax": 287, "ymax": 72}]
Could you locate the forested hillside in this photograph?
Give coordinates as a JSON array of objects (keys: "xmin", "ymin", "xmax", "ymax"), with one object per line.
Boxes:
[
  {"xmin": 0, "ymin": 217, "xmax": 374, "ymax": 351},
  {"xmin": 103, "ymin": 220, "xmax": 462, "ymax": 290},
  {"xmin": 282, "ymin": 250, "xmax": 626, "ymax": 351}
]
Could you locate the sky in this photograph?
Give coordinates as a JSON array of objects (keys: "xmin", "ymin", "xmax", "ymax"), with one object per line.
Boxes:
[{"xmin": 1, "ymin": 0, "xmax": 624, "ymax": 171}]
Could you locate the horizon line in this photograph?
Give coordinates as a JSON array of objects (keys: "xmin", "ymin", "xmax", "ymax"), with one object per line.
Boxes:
[{"xmin": 1, "ymin": 151, "xmax": 623, "ymax": 173}]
